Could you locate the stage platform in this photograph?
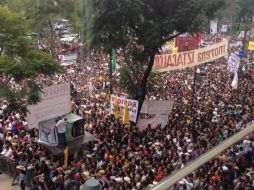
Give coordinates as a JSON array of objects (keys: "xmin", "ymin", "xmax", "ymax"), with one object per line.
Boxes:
[{"xmin": 35, "ymin": 131, "xmax": 96, "ymax": 155}]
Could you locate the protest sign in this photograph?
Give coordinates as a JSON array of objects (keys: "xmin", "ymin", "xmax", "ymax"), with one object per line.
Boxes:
[
  {"xmin": 110, "ymin": 95, "xmax": 138, "ymax": 122},
  {"xmin": 140, "ymin": 100, "xmax": 174, "ymax": 115},
  {"xmin": 27, "ymin": 82, "xmax": 71, "ymax": 129},
  {"xmin": 227, "ymin": 53, "xmax": 240, "ymax": 73},
  {"xmin": 248, "ymin": 41, "xmax": 254, "ymax": 51},
  {"xmin": 39, "ymin": 124, "xmax": 58, "ymax": 146}
]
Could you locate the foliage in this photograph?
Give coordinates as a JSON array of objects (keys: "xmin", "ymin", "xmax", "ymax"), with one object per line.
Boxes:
[
  {"xmin": 238, "ymin": 0, "xmax": 254, "ymax": 23},
  {"xmin": 83, "ymin": 0, "xmax": 224, "ymax": 117},
  {"xmin": 0, "ymin": 6, "xmax": 61, "ymax": 112},
  {"xmin": 5, "ymin": 0, "xmax": 82, "ymax": 32},
  {"xmin": 213, "ymin": 0, "xmax": 254, "ymax": 23}
]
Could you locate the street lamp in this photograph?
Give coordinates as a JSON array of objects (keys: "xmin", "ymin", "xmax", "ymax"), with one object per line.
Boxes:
[{"xmin": 191, "ymin": 68, "xmax": 205, "ymax": 114}]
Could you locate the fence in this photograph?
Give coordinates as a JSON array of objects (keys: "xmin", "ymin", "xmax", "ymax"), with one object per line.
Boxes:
[{"xmin": 0, "ymin": 155, "xmax": 17, "ymax": 177}]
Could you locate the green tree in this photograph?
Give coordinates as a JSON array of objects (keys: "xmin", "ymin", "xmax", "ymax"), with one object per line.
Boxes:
[
  {"xmin": 4, "ymin": 0, "xmax": 82, "ymax": 54},
  {"xmin": 0, "ymin": 6, "xmax": 61, "ymax": 112},
  {"xmin": 238, "ymin": 0, "xmax": 254, "ymax": 23},
  {"xmin": 83, "ymin": 0, "xmax": 224, "ymax": 117}
]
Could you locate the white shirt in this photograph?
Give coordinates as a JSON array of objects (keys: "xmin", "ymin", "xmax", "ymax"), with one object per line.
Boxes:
[
  {"xmin": 56, "ymin": 119, "xmax": 65, "ymax": 133},
  {"xmin": 183, "ymin": 178, "xmax": 193, "ymax": 190}
]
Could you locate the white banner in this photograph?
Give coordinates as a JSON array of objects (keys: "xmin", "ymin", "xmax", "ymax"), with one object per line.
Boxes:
[
  {"xmin": 210, "ymin": 20, "xmax": 218, "ymax": 34},
  {"xmin": 154, "ymin": 40, "xmax": 228, "ymax": 72},
  {"xmin": 140, "ymin": 100, "xmax": 174, "ymax": 115},
  {"xmin": 27, "ymin": 83, "xmax": 71, "ymax": 129},
  {"xmin": 227, "ymin": 53, "xmax": 240, "ymax": 73},
  {"xmin": 59, "ymin": 54, "xmax": 77, "ymax": 66},
  {"xmin": 110, "ymin": 95, "xmax": 138, "ymax": 122},
  {"xmin": 221, "ymin": 25, "xmax": 228, "ymax": 33}
]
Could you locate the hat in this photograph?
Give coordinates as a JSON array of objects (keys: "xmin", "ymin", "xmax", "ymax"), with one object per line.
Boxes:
[
  {"xmin": 222, "ymin": 166, "xmax": 228, "ymax": 171},
  {"xmin": 83, "ymin": 171, "xmax": 90, "ymax": 177},
  {"xmin": 211, "ymin": 176, "xmax": 217, "ymax": 181},
  {"xmin": 124, "ymin": 176, "xmax": 130, "ymax": 183},
  {"xmin": 16, "ymin": 165, "xmax": 26, "ymax": 171}
]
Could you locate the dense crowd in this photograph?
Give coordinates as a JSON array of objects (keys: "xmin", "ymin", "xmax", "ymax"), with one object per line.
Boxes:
[{"xmin": 0, "ymin": 32, "xmax": 254, "ymax": 190}]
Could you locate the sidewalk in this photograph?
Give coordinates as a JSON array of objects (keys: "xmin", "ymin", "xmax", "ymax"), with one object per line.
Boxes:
[{"xmin": 0, "ymin": 173, "xmax": 19, "ymax": 190}]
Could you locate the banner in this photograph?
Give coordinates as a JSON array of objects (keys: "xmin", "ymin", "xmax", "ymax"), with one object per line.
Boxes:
[
  {"xmin": 137, "ymin": 115, "xmax": 168, "ymax": 131},
  {"xmin": 227, "ymin": 53, "xmax": 240, "ymax": 73},
  {"xmin": 248, "ymin": 41, "xmax": 254, "ymax": 51},
  {"xmin": 39, "ymin": 124, "xmax": 58, "ymax": 146},
  {"xmin": 59, "ymin": 54, "xmax": 77, "ymax": 66},
  {"xmin": 140, "ymin": 100, "xmax": 174, "ymax": 115},
  {"xmin": 27, "ymin": 83, "xmax": 71, "ymax": 129},
  {"xmin": 110, "ymin": 95, "xmax": 138, "ymax": 122},
  {"xmin": 210, "ymin": 20, "xmax": 218, "ymax": 34},
  {"xmin": 221, "ymin": 25, "xmax": 228, "ymax": 33},
  {"xmin": 154, "ymin": 40, "xmax": 228, "ymax": 72}
]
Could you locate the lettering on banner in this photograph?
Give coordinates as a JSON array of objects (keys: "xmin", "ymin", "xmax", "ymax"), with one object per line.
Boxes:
[
  {"xmin": 197, "ymin": 45, "xmax": 226, "ymax": 62},
  {"xmin": 154, "ymin": 51, "xmax": 194, "ymax": 69},
  {"xmin": 27, "ymin": 82, "xmax": 71, "ymax": 129},
  {"xmin": 110, "ymin": 95, "xmax": 138, "ymax": 122},
  {"xmin": 154, "ymin": 40, "xmax": 228, "ymax": 72},
  {"xmin": 41, "ymin": 83, "xmax": 69, "ymax": 99}
]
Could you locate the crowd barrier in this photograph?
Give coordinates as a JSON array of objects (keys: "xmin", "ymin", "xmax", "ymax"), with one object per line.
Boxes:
[
  {"xmin": 0, "ymin": 155, "xmax": 34, "ymax": 187},
  {"xmin": 0, "ymin": 155, "xmax": 17, "ymax": 176}
]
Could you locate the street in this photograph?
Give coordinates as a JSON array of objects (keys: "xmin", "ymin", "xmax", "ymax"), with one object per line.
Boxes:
[{"xmin": 0, "ymin": 173, "xmax": 19, "ymax": 190}]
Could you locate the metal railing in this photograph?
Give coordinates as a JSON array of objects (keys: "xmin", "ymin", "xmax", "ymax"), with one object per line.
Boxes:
[{"xmin": 152, "ymin": 123, "xmax": 254, "ymax": 190}]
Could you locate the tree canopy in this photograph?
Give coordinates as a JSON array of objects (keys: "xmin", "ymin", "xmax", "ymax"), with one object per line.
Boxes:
[
  {"xmin": 83, "ymin": 0, "xmax": 224, "ymax": 116},
  {"xmin": 0, "ymin": 6, "xmax": 61, "ymax": 112}
]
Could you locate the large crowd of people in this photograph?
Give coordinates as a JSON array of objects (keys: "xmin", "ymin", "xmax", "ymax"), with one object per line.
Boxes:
[{"xmin": 0, "ymin": 28, "xmax": 254, "ymax": 190}]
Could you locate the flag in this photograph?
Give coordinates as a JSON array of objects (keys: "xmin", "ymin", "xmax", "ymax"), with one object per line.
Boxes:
[
  {"xmin": 64, "ymin": 146, "xmax": 68, "ymax": 166},
  {"xmin": 112, "ymin": 50, "xmax": 116, "ymax": 72},
  {"xmin": 123, "ymin": 100, "xmax": 129, "ymax": 124},
  {"xmin": 248, "ymin": 41, "xmax": 254, "ymax": 50},
  {"xmin": 242, "ymin": 65, "xmax": 245, "ymax": 71},
  {"xmin": 172, "ymin": 47, "xmax": 178, "ymax": 54},
  {"xmin": 231, "ymin": 72, "xmax": 238, "ymax": 89},
  {"xmin": 113, "ymin": 96, "xmax": 119, "ymax": 119}
]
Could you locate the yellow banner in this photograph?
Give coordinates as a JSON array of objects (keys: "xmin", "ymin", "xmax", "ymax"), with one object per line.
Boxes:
[
  {"xmin": 154, "ymin": 40, "xmax": 228, "ymax": 72},
  {"xmin": 248, "ymin": 41, "xmax": 254, "ymax": 50}
]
